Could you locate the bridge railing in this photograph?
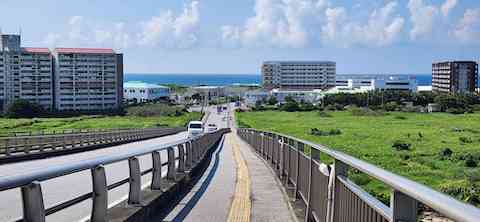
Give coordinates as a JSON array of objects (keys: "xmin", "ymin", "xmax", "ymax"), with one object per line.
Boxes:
[
  {"xmin": 0, "ymin": 127, "xmax": 184, "ymax": 158},
  {"xmin": 237, "ymin": 128, "xmax": 480, "ymax": 222},
  {"xmin": 0, "ymin": 128, "xmax": 229, "ymax": 222}
]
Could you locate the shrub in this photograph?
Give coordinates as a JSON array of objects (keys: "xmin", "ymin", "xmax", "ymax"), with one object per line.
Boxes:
[
  {"xmin": 384, "ymin": 101, "xmax": 399, "ymax": 111},
  {"xmin": 318, "ymin": 111, "xmax": 332, "ymax": 118},
  {"xmin": 281, "ymin": 100, "xmax": 300, "ymax": 112},
  {"xmin": 267, "ymin": 96, "xmax": 278, "ymax": 105},
  {"xmin": 440, "ymin": 148, "xmax": 454, "ymax": 157},
  {"xmin": 4, "ymin": 99, "xmax": 45, "ymax": 118},
  {"xmin": 465, "ymin": 156, "xmax": 478, "ymax": 168},
  {"xmin": 350, "ymin": 107, "xmax": 385, "ymax": 117},
  {"xmin": 447, "ymin": 107, "xmax": 466, "ymax": 114},
  {"xmin": 311, "ymin": 128, "xmax": 342, "ymax": 136},
  {"xmin": 392, "ymin": 140, "xmax": 411, "ymax": 151},
  {"xmin": 127, "ymin": 104, "xmax": 185, "ymax": 117},
  {"xmin": 459, "ymin": 137, "xmax": 473, "ymax": 144}
]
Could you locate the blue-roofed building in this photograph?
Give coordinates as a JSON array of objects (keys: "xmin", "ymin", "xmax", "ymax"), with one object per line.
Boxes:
[{"xmin": 123, "ymin": 81, "xmax": 170, "ymax": 103}]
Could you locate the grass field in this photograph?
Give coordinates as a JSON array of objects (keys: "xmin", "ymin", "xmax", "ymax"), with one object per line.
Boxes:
[
  {"xmin": 236, "ymin": 110, "xmax": 480, "ymax": 205},
  {"xmin": 0, "ymin": 112, "xmax": 201, "ymax": 135}
]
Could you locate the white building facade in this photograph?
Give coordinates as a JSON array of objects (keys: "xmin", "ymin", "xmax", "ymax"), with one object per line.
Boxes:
[
  {"xmin": 262, "ymin": 61, "xmax": 336, "ymax": 90},
  {"xmin": 124, "ymin": 81, "xmax": 170, "ymax": 103},
  {"xmin": 53, "ymin": 48, "xmax": 123, "ymax": 111},
  {"xmin": 0, "ymin": 34, "xmax": 54, "ymax": 110}
]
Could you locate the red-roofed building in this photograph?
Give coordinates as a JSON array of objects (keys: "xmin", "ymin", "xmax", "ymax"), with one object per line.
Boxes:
[
  {"xmin": 54, "ymin": 48, "xmax": 115, "ymax": 54},
  {"xmin": 53, "ymin": 47, "xmax": 123, "ymax": 111},
  {"xmin": 0, "ymin": 34, "xmax": 123, "ymax": 112},
  {"xmin": 22, "ymin": 47, "xmax": 51, "ymax": 54}
]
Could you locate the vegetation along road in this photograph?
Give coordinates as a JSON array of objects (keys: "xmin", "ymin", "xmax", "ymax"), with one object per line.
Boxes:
[
  {"xmin": 0, "ymin": 104, "xmax": 201, "ymax": 135},
  {"xmin": 236, "ymin": 110, "xmax": 480, "ymax": 206}
]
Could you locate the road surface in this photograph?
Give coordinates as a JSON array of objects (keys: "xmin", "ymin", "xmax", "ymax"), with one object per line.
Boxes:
[{"xmin": 0, "ymin": 131, "xmax": 188, "ymax": 221}]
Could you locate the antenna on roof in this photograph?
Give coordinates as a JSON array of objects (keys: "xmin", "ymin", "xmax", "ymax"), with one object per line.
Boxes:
[{"xmin": 19, "ymin": 26, "xmax": 22, "ymax": 36}]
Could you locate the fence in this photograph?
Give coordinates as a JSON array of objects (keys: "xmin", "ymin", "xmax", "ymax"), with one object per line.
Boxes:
[
  {"xmin": 237, "ymin": 128, "xmax": 480, "ymax": 222},
  {"xmin": 0, "ymin": 127, "xmax": 184, "ymax": 158},
  {"xmin": 0, "ymin": 128, "xmax": 229, "ymax": 222}
]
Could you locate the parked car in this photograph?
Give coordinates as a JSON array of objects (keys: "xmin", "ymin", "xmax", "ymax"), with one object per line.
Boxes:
[
  {"xmin": 206, "ymin": 123, "xmax": 218, "ymax": 132},
  {"xmin": 187, "ymin": 121, "xmax": 204, "ymax": 138}
]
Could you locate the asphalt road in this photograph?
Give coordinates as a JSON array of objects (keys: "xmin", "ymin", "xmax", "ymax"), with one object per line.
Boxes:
[{"xmin": 0, "ymin": 131, "xmax": 188, "ymax": 222}]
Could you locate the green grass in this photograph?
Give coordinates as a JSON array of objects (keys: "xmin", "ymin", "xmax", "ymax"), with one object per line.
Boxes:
[
  {"xmin": 236, "ymin": 110, "xmax": 480, "ymax": 205},
  {"xmin": 0, "ymin": 112, "xmax": 201, "ymax": 135}
]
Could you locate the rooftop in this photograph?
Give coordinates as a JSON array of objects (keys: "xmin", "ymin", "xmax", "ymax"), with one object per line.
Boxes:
[
  {"xmin": 124, "ymin": 81, "xmax": 169, "ymax": 89},
  {"xmin": 22, "ymin": 47, "xmax": 50, "ymax": 54},
  {"xmin": 263, "ymin": 61, "xmax": 336, "ymax": 65},
  {"xmin": 55, "ymin": 48, "xmax": 115, "ymax": 54}
]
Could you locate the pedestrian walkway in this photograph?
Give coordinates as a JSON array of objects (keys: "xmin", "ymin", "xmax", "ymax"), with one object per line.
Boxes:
[{"xmin": 163, "ymin": 105, "xmax": 295, "ymax": 221}]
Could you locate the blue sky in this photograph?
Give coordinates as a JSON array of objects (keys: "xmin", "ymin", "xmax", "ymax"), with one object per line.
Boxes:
[{"xmin": 1, "ymin": 0, "xmax": 479, "ymax": 74}]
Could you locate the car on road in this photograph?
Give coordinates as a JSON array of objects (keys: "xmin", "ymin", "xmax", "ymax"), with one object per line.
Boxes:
[
  {"xmin": 206, "ymin": 123, "xmax": 218, "ymax": 132},
  {"xmin": 187, "ymin": 121, "xmax": 204, "ymax": 137}
]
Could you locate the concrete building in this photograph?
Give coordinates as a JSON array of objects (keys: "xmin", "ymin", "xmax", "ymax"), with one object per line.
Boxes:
[
  {"xmin": 336, "ymin": 75, "xmax": 418, "ymax": 92},
  {"xmin": 432, "ymin": 61, "xmax": 478, "ymax": 93},
  {"xmin": 53, "ymin": 48, "xmax": 123, "ymax": 111},
  {"xmin": 124, "ymin": 81, "xmax": 170, "ymax": 103},
  {"xmin": 0, "ymin": 34, "xmax": 54, "ymax": 110},
  {"xmin": 262, "ymin": 61, "xmax": 336, "ymax": 90},
  {"xmin": 192, "ymin": 86, "xmax": 225, "ymax": 99}
]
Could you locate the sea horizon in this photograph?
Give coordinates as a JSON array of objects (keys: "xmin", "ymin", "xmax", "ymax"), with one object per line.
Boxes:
[{"xmin": 125, "ymin": 73, "xmax": 434, "ymax": 86}]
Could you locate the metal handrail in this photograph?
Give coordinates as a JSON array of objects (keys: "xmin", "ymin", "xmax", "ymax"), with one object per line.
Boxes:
[
  {"xmin": 238, "ymin": 128, "xmax": 480, "ymax": 222},
  {"xmin": 0, "ymin": 128, "xmax": 229, "ymax": 222}
]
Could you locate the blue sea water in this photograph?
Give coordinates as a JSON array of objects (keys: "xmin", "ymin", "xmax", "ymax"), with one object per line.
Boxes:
[{"xmin": 124, "ymin": 73, "xmax": 433, "ymax": 86}]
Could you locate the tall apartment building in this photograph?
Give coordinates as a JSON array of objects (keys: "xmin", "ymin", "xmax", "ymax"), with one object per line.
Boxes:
[
  {"xmin": 53, "ymin": 48, "xmax": 123, "ymax": 111},
  {"xmin": 0, "ymin": 34, "xmax": 123, "ymax": 111},
  {"xmin": 432, "ymin": 61, "xmax": 478, "ymax": 93},
  {"xmin": 262, "ymin": 61, "xmax": 336, "ymax": 90},
  {"xmin": 0, "ymin": 35, "xmax": 54, "ymax": 110}
]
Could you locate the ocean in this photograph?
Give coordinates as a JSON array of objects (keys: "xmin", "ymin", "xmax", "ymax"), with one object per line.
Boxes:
[{"xmin": 124, "ymin": 73, "xmax": 433, "ymax": 86}]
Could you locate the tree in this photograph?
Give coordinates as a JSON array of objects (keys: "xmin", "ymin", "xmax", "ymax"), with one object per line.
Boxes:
[
  {"xmin": 267, "ymin": 96, "xmax": 278, "ymax": 105},
  {"xmin": 4, "ymin": 99, "xmax": 45, "ymax": 118},
  {"xmin": 281, "ymin": 97, "xmax": 300, "ymax": 112}
]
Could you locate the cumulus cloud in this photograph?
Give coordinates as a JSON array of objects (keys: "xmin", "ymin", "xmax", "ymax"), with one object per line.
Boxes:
[
  {"xmin": 138, "ymin": 1, "xmax": 200, "ymax": 49},
  {"xmin": 222, "ymin": 0, "xmax": 405, "ymax": 48},
  {"xmin": 222, "ymin": 0, "xmax": 326, "ymax": 48},
  {"xmin": 451, "ymin": 8, "xmax": 480, "ymax": 43},
  {"xmin": 323, "ymin": 1, "xmax": 405, "ymax": 47},
  {"xmin": 408, "ymin": 0, "xmax": 439, "ymax": 40},
  {"xmin": 441, "ymin": 0, "xmax": 457, "ymax": 17},
  {"xmin": 43, "ymin": 16, "xmax": 130, "ymax": 50}
]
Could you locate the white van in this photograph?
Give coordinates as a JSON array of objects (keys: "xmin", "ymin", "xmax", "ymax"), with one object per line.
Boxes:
[{"xmin": 187, "ymin": 121, "xmax": 204, "ymax": 137}]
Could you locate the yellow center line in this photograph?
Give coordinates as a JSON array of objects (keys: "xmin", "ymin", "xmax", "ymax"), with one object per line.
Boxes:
[{"xmin": 227, "ymin": 133, "xmax": 252, "ymax": 222}]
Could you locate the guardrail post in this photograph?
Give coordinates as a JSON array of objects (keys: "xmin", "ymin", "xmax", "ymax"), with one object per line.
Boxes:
[
  {"xmin": 167, "ymin": 147, "xmax": 176, "ymax": 181},
  {"xmin": 391, "ymin": 190, "xmax": 418, "ymax": 222},
  {"xmin": 186, "ymin": 141, "xmax": 193, "ymax": 170},
  {"xmin": 151, "ymin": 151, "xmax": 163, "ymax": 191},
  {"xmin": 91, "ymin": 165, "xmax": 107, "ymax": 222},
  {"xmin": 305, "ymin": 146, "xmax": 319, "ymax": 222},
  {"xmin": 178, "ymin": 144, "xmax": 185, "ymax": 173},
  {"xmin": 279, "ymin": 136, "xmax": 285, "ymax": 177},
  {"xmin": 331, "ymin": 160, "xmax": 349, "ymax": 222},
  {"xmin": 4, "ymin": 139, "xmax": 10, "ymax": 156},
  {"xmin": 294, "ymin": 141, "xmax": 303, "ymax": 200},
  {"xmin": 21, "ymin": 181, "xmax": 45, "ymax": 222},
  {"xmin": 128, "ymin": 157, "xmax": 142, "ymax": 205}
]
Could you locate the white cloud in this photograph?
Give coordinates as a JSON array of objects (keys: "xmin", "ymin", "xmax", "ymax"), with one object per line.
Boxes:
[
  {"xmin": 408, "ymin": 0, "xmax": 439, "ymax": 40},
  {"xmin": 138, "ymin": 1, "xmax": 200, "ymax": 48},
  {"xmin": 222, "ymin": 0, "xmax": 326, "ymax": 48},
  {"xmin": 441, "ymin": 0, "xmax": 457, "ymax": 17},
  {"xmin": 451, "ymin": 8, "xmax": 480, "ymax": 43},
  {"xmin": 322, "ymin": 2, "xmax": 405, "ymax": 47},
  {"xmin": 223, "ymin": 0, "xmax": 404, "ymax": 48}
]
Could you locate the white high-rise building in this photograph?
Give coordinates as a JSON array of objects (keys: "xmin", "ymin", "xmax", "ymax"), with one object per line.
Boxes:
[
  {"xmin": 0, "ymin": 34, "xmax": 54, "ymax": 110},
  {"xmin": 53, "ymin": 48, "xmax": 123, "ymax": 111},
  {"xmin": 262, "ymin": 61, "xmax": 336, "ymax": 90},
  {"xmin": 0, "ymin": 34, "xmax": 124, "ymax": 112}
]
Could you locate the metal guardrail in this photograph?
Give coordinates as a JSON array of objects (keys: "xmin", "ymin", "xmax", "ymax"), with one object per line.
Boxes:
[
  {"xmin": 0, "ymin": 128, "xmax": 150, "ymax": 138},
  {"xmin": 237, "ymin": 128, "xmax": 480, "ymax": 222},
  {"xmin": 0, "ymin": 127, "xmax": 184, "ymax": 158},
  {"xmin": 0, "ymin": 128, "xmax": 229, "ymax": 222}
]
